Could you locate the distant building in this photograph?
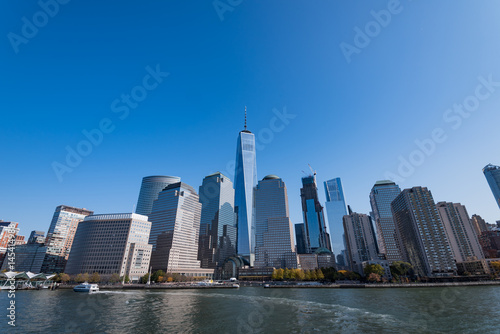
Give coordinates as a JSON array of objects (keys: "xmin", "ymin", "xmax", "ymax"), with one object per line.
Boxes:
[
  {"xmin": 295, "ymin": 223, "xmax": 307, "ymax": 254},
  {"xmin": 198, "ymin": 172, "xmax": 237, "ymax": 269},
  {"xmin": 0, "ymin": 222, "xmax": 19, "ymax": 253},
  {"xmin": 149, "ymin": 182, "xmax": 213, "ymax": 278},
  {"xmin": 65, "ymin": 213, "xmax": 152, "ymax": 282},
  {"xmin": 254, "ymin": 175, "xmax": 298, "ymax": 269},
  {"xmin": 300, "ymin": 175, "xmax": 331, "ymax": 254},
  {"xmin": 391, "ymin": 187, "xmax": 456, "ymax": 277},
  {"xmin": 234, "ymin": 111, "xmax": 258, "ymax": 265},
  {"xmin": 369, "ymin": 180, "xmax": 403, "ymax": 263},
  {"xmin": 28, "ymin": 230, "xmax": 45, "ymax": 244},
  {"xmin": 297, "ymin": 253, "xmax": 336, "ymax": 271},
  {"xmin": 478, "ymin": 230, "xmax": 500, "ymax": 258},
  {"xmin": 483, "ymin": 164, "xmax": 500, "ymax": 209},
  {"xmin": 436, "ymin": 202, "xmax": 484, "ymax": 262},
  {"xmin": 135, "ymin": 175, "xmax": 181, "ymax": 217},
  {"xmin": 471, "ymin": 214, "xmax": 489, "ymax": 236},
  {"xmin": 15, "ymin": 235, "xmax": 26, "ymax": 245},
  {"xmin": 42, "ymin": 205, "xmax": 93, "ymax": 273},
  {"xmin": 343, "ymin": 209, "xmax": 380, "ymax": 274},
  {"xmin": 324, "ymin": 178, "xmax": 348, "ymax": 264}
]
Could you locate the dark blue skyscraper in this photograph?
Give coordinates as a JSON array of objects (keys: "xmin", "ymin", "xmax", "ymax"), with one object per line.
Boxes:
[
  {"xmin": 300, "ymin": 175, "xmax": 331, "ymax": 253},
  {"xmin": 198, "ymin": 172, "xmax": 237, "ymax": 269},
  {"xmin": 324, "ymin": 178, "xmax": 348, "ymax": 259},
  {"xmin": 484, "ymin": 164, "xmax": 500, "ymax": 209},
  {"xmin": 234, "ymin": 108, "xmax": 257, "ymax": 265},
  {"xmin": 369, "ymin": 180, "xmax": 402, "ymax": 262}
]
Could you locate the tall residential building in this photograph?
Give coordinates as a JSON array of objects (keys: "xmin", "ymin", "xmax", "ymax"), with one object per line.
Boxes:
[
  {"xmin": 300, "ymin": 175, "xmax": 331, "ymax": 254},
  {"xmin": 343, "ymin": 209, "xmax": 380, "ymax": 274},
  {"xmin": 436, "ymin": 202, "xmax": 484, "ymax": 262},
  {"xmin": 254, "ymin": 175, "xmax": 298, "ymax": 269},
  {"xmin": 0, "ymin": 222, "xmax": 19, "ymax": 253},
  {"xmin": 198, "ymin": 172, "xmax": 237, "ymax": 269},
  {"xmin": 28, "ymin": 230, "xmax": 45, "ymax": 244},
  {"xmin": 135, "ymin": 175, "xmax": 181, "ymax": 217},
  {"xmin": 471, "ymin": 214, "xmax": 488, "ymax": 236},
  {"xmin": 42, "ymin": 205, "xmax": 93, "ymax": 273},
  {"xmin": 149, "ymin": 182, "xmax": 212, "ymax": 277},
  {"xmin": 369, "ymin": 180, "xmax": 403, "ymax": 262},
  {"xmin": 234, "ymin": 111, "xmax": 257, "ymax": 265},
  {"xmin": 65, "ymin": 213, "xmax": 152, "ymax": 282},
  {"xmin": 324, "ymin": 178, "xmax": 348, "ymax": 260},
  {"xmin": 484, "ymin": 164, "xmax": 500, "ymax": 209},
  {"xmin": 391, "ymin": 187, "xmax": 456, "ymax": 277}
]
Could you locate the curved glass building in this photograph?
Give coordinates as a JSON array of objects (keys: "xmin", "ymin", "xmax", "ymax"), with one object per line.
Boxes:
[{"xmin": 135, "ymin": 175, "xmax": 181, "ymax": 217}]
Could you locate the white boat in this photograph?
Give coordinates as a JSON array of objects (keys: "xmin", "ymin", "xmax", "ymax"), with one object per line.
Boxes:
[
  {"xmin": 232, "ymin": 283, "xmax": 240, "ymax": 288},
  {"xmin": 73, "ymin": 282, "xmax": 99, "ymax": 293}
]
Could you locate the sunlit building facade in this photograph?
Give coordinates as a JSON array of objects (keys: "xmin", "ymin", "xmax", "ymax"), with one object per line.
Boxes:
[
  {"xmin": 324, "ymin": 178, "xmax": 348, "ymax": 262},
  {"xmin": 135, "ymin": 175, "xmax": 181, "ymax": 217}
]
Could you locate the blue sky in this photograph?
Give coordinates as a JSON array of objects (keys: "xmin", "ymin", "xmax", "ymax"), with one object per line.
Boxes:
[{"xmin": 1, "ymin": 0, "xmax": 500, "ymax": 237}]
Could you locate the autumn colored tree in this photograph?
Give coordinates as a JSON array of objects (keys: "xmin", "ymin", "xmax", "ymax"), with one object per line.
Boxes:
[{"xmin": 89, "ymin": 272, "xmax": 101, "ymax": 283}]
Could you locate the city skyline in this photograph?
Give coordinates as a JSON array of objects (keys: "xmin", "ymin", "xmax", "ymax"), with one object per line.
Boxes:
[{"xmin": 2, "ymin": 1, "xmax": 500, "ymax": 236}]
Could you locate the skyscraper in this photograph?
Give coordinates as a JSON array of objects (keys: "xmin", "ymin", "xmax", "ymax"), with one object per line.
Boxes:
[
  {"xmin": 65, "ymin": 213, "xmax": 152, "ymax": 282},
  {"xmin": 324, "ymin": 178, "xmax": 348, "ymax": 260},
  {"xmin": 391, "ymin": 187, "xmax": 456, "ymax": 277},
  {"xmin": 483, "ymin": 164, "xmax": 500, "ymax": 209},
  {"xmin": 136, "ymin": 175, "xmax": 181, "ymax": 217},
  {"xmin": 28, "ymin": 230, "xmax": 45, "ymax": 245},
  {"xmin": 254, "ymin": 175, "xmax": 298, "ymax": 269},
  {"xmin": 198, "ymin": 172, "xmax": 237, "ymax": 269},
  {"xmin": 234, "ymin": 109, "xmax": 257, "ymax": 265},
  {"xmin": 343, "ymin": 209, "xmax": 380, "ymax": 274},
  {"xmin": 295, "ymin": 223, "xmax": 307, "ymax": 254},
  {"xmin": 149, "ymin": 182, "xmax": 212, "ymax": 277},
  {"xmin": 436, "ymin": 202, "xmax": 484, "ymax": 262},
  {"xmin": 42, "ymin": 205, "xmax": 93, "ymax": 273},
  {"xmin": 369, "ymin": 180, "xmax": 403, "ymax": 263},
  {"xmin": 300, "ymin": 175, "xmax": 331, "ymax": 253}
]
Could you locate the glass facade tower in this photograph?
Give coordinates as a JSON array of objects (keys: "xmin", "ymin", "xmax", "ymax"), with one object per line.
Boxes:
[
  {"xmin": 300, "ymin": 175, "xmax": 331, "ymax": 253},
  {"xmin": 254, "ymin": 175, "xmax": 297, "ymax": 268},
  {"xmin": 198, "ymin": 172, "xmax": 237, "ymax": 269},
  {"xmin": 483, "ymin": 164, "xmax": 500, "ymax": 209},
  {"xmin": 324, "ymin": 178, "xmax": 348, "ymax": 260},
  {"xmin": 234, "ymin": 128, "xmax": 257, "ymax": 264},
  {"xmin": 369, "ymin": 180, "xmax": 403, "ymax": 262},
  {"xmin": 136, "ymin": 175, "xmax": 181, "ymax": 217}
]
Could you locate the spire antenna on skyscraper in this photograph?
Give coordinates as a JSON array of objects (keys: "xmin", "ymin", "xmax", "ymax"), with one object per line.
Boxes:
[{"xmin": 244, "ymin": 106, "xmax": 247, "ymax": 130}]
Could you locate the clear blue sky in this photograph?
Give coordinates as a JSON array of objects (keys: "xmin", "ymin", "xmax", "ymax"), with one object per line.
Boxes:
[{"xmin": 1, "ymin": 0, "xmax": 500, "ymax": 237}]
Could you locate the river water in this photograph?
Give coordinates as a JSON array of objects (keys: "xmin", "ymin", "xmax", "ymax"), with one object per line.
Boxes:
[{"xmin": 1, "ymin": 286, "xmax": 498, "ymax": 333}]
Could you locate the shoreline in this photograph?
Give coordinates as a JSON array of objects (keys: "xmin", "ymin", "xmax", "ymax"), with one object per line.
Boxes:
[{"xmin": 46, "ymin": 280, "xmax": 500, "ymax": 290}]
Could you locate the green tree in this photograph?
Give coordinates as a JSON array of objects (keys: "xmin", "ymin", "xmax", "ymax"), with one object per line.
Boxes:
[
  {"xmin": 152, "ymin": 270, "xmax": 165, "ymax": 283},
  {"xmin": 364, "ymin": 264, "xmax": 385, "ymax": 277},
  {"xmin": 310, "ymin": 269, "xmax": 318, "ymax": 281},
  {"xmin": 271, "ymin": 269, "xmax": 278, "ymax": 280},
  {"xmin": 316, "ymin": 269, "xmax": 325, "ymax": 280},
  {"xmin": 109, "ymin": 273, "xmax": 121, "ymax": 283},
  {"xmin": 304, "ymin": 270, "xmax": 312, "ymax": 281},
  {"xmin": 90, "ymin": 272, "xmax": 101, "ymax": 283},
  {"xmin": 275, "ymin": 268, "xmax": 284, "ymax": 281},
  {"xmin": 59, "ymin": 273, "xmax": 70, "ymax": 284},
  {"xmin": 283, "ymin": 268, "xmax": 292, "ymax": 280},
  {"xmin": 140, "ymin": 273, "xmax": 150, "ymax": 284},
  {"xmin": 390, "ymin": 262, "xmax": 413, "ymax": 282},
  {"xmin": 490, "ymin": 261, "xmax": 500, "ymax": 277}
]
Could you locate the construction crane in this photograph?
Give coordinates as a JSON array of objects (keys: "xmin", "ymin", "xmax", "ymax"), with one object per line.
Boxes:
[{"xmin": 308, "ymin": 164, "xmax": 317, "ymax": 177}]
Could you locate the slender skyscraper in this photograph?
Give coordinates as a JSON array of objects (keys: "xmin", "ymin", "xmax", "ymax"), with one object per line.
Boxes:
[
  {"xmin": 369, "ymin": 180, "xmax": 403, "ymax": 262},
  {"xmin": 136, "ymin": 175, "xmax": 181, "ymax": 217},
  {"xmin": 234, "ymin": 107, "xmax": 257, "ymax": 265},
  {"xmin": 254, "ymin": 175, "xmax": 298, "ymax": 269},
  {"xmin": 198, "ymin": 172, "xmax": 237, "ymax": 269},
  {"xmin": 391, "ymin": 187, "xmax": 456, "ymax": 277},
  {"xmin": 343, "ymin": 209, "xmax": 380, "ymax": 274},
  {"xmin": 300, "ymin": 175, "xmax": 331, "ymax": 253},
  {"xmin": 483, "ymin": 164, "xmax": 500, "ymax": 209},
  {"xmin": 324, "ymin": 178, "xmax": 348, "ymax": 260},
  {"xmin": 436, "ymin": 202, "xmax": 484, "ymax": 262}
]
